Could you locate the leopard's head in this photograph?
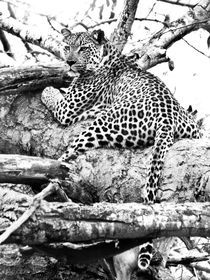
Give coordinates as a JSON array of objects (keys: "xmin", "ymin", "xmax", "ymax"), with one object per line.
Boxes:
[{"xmin": 61, "ymin": 28, "xmax": 107, "ymax": 73}]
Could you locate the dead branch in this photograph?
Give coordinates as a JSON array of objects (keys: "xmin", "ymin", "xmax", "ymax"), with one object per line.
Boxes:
[
  {"xmin": 0, "ymin": 180, "xmax": 67, "ymax": 244},
  {"xmin": 110, "ymin": 0, "xmax": 140, "ymax": 50},
  {"xmin": 168, "ymin": 253, "xmax": 210, "ymax": 266},
  {"xmin": 157, "ymin": 0, "xmax": 196, "ymax": 7},
  {"xmin": 0, "ymin": 154, "xmax": 69, "ymax": 184},
  {"xmin": 88, "ymin": 17, "xmax": 166, "ymax": 30},
  {"xmin": 133, "ymin": 0, "xmax": 210, "ymax": 69},
  {"xmin": 0, "ymin": 15, "xmax": 66, "ymax": 59},
  {"xmin": 0, "ymin": 63, "xmax": 70, "ymax": 96},
  {"xmin": 0, "ymin": 154, "xmax": 96, "ymax": 204},
  {"xmin": 0, "ymin": 187, "xmax": 210, "ymax": 247}
]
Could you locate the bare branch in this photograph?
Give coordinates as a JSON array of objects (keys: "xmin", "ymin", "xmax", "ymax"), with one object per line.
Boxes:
[
  {"xmin": 157, "ymin": 0, "xmax": 196, "ymax": 7},
  {"xmin": 0, "ymin": 181, "xmax": 63, "ymax": 245},
  {"xmin": 182, "ymin": 38, "xmax": 210, "ymax": 58},
  {"xmin": 132, "ymin": 0, "xmax": 210, "ymax": 69},
  {"xmin": 88, "ymin": 17, "xmax": 167, "ymax": 29},
  {"xmin": 0, "ymin": 29, "xmax": 14, "ymax": 58},
  {"xmin": 0, "ymin": 154, "xmax": 70, "ymax": 184},
  {"xmin": 0, "ymin": 63, "xmax": 70, "ymax": 96},
  {"xmin": 110, "ymin": 0, "xmax": 140, "ymax": 50},
  {"xmin": 0, "ymin": 16, "xmax": 66, "ymax": 59},
  {"xmin": 0, "ymin": 191, "xmax": 210, "ymax": 246}
]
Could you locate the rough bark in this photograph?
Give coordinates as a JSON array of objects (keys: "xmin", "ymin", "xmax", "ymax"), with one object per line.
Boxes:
[
  {"xmin": 0, "ymin": 154, "xmax": 96, "ymax": 204},
  {"xmin": 0, "ymin": 188, "xmax": 210, "ymax": 280},
  {"xmin": 0, "ymin": 90, "xmax": 210, "ymax": 203},
  {"xmin": 0, "ymin": 63, "xmax": 70, "ymax": 96},
  {"xmin": 0, "ymin": 155, "xmax": 69, "ymax": 184},
  {"xmin": 0, "ymin": 189, "xmax": 210, "ymax": 245},
  {"xmin": 0, "ymin": 1, "xmax": 210, "ymax": 279},
  {"xmin": 0, "ymin": 243, "xmax": 102, "ymax": 280},
  {"xmin": 110, "ymin": 0, "xmax": 140, "ymax": 51}
]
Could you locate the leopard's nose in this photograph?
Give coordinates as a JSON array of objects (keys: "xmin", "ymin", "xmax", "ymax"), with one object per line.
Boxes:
[{"xmin": 68, "ymin": 60, "xmax": 76, "ymax": 66}]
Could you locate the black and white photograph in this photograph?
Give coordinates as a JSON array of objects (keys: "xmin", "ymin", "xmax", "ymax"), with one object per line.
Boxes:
[{"xmin": 0, "ymin": 0, "xmax": 210, "ymax": 279}]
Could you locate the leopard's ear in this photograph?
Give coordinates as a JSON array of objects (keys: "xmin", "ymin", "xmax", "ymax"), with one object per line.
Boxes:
[
  {"xmin": 61, "ymin": 28, "xmax": 72, "ymax": 39},
  {"xmin": 91, "ymin": 29, "xmax": 106, "ymax": 45}
]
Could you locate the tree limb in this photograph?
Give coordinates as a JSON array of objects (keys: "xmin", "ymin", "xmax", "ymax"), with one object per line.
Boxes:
[
  {"xmin": 0, "ymin": 63, "xmax": 70, "ymax": 96},
  {"xmin": 0, "ymin": 154, "xmax": 69, "ymax": 185},
  {"xmin": 110, "ymin": 0, "xmax": 140, "ymax": 50},
  {"xmin": 0, "ymin": 188, "xmax": 210, "ymax": 246},
  {"xmin": 0, "ymin": 154, "xmax": 97, "ymax": 204},
  {"xmin": 157, "ymin": 0, "xmax": 196, "ymax": 7},
  {"xmin": 0, "ymin": 15, "xmax": 66, "ymax": 59},
  {"xmin": 133, "ymin": 0, "xmax": 210, "ymax": 69},
  {"xmin": 0, "ymin": 89, "xmax": 210, "ymax": 203}
]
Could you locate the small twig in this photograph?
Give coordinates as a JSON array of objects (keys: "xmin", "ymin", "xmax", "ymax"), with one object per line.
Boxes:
[
  {"xmin": 182, "ymin": 38, "xmax": 210, "ymax": 58},
  {"xmin": 162, "ymin": 19, "xmax": 210, "ymax": 36},
  {"xmin": 46, "ymin": 16, "xmax": 61, "ymax": 33},
  {"xmin": 0, "ymin": 180, "xmax": 67, "ymax": 244},
  {"xmin": 157, "ymin": 0, "xmax": 195, "ymax": 8},
  {"xmin": 146, "ymin": 2, "xmax": 157, "ymax": 18},
  {"xmin": 71, "ymin": 22, "xmax": 89, "ymax": 31},
  {"xmin": 88, "ymin": 17, "xmax": 167, "ymax": 29}
]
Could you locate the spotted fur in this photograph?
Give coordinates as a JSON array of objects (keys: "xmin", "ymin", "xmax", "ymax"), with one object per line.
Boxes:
[{"xmin": 41, "ymin": 29, "xmax": 201, "ymax": 274}]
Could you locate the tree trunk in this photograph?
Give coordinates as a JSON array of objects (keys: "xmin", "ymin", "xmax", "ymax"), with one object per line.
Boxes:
[
  {"xmin": 0, "ymin": 89, "xmax": 210, "ymax": 203},
  {"xmin": 110, "ymin": 0, "xmax": 140, "ymax": 50}
]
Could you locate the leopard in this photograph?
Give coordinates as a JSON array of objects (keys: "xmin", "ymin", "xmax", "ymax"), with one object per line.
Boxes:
[{"xmin": 41, "ymin": 28, "xmax": 201, "ymax": 278}]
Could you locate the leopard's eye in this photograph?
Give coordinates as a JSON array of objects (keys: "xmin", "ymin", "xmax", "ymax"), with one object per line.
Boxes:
[
  {"xmin": 79, "ymin": 46, "xmax": 89, "ymax": 52},
  {"xmin": 64, "ymin": 46, "xmax": 70, "ymax": 51}
]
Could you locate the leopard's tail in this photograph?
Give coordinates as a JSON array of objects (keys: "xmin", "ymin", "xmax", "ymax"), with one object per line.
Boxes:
[{"xmin": 137, "ymin": 242, "xmax": 154, "ymax": 270}]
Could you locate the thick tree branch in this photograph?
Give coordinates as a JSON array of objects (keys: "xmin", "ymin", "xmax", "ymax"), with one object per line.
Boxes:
[
  {"xmin": 0, "ymin": 63, "xmax": 70, "ymax": 96},
  {"xmin": 0, "ymin": 188, "xmax": 210, "ymax": 245},
  {"xmin": 133, "ymin": 0, "xmax": 210, "ymax": 69},
  {"xmin": 0, "ymin": 155, "xmax": 69, "ymax": 184},
  {"xmin": 110, "ymin": 0, "xmax": 140, "ymax": 51},
  {"xmin": 0, "ymin": 16, "xmax": 66, "ymax": 59},
  {"xmin": 0, "ymin": 91, "xmax": 210, "ymax": 203},
  {"xmin": 0, "ymin": 154, "xmax": 96, "ymax": 204}
]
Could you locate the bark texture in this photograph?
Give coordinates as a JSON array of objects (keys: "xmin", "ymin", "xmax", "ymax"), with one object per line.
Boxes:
[
  {"xmin": 0, "ymin": 1, "xmax": 210, "ymax": 279},
  {"xmin": 0, "ymin": 91, "xmax": 210, "ymax": 203},
  {"xmin": 110, "ymin": 0, "xmax": 140, "ymax": 50},
  {"xmin": 0, "ymin": 63, "xmax": 70, "ymax": 96},
  {"xmin": 0, "ymin": 155, "xmax": 69, "ymax": 184},
  {"xmin": 1, "ymin": 189, "xmax": 210, "ymax": 245}
]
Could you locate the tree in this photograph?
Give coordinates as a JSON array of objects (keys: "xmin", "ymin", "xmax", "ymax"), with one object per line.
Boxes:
[{"xmin": 0, "ymin": 0, "xmax": 210, "ymax": 279}]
